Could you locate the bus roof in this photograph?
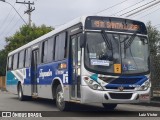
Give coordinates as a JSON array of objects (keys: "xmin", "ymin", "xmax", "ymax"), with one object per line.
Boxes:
[
  {"xmin": 8, "ymin": 16, "xmax": 87, "ymax": 56},
  {"xmin": 8, "ymin": 15, "xmax": 145, "ymax": 56}
]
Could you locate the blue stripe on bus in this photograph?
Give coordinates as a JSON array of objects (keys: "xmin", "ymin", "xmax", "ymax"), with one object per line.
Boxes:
[
  {"xmin": 105, "ymin": 75, "xmax": 148, "ymax": 88},
  {"xmin": 7, "ymin": 59, "xmax": 70, "ymax": 86},
  {"xmin": 6, "ymin": 71, "xmax": 18, "ymax": 85}
]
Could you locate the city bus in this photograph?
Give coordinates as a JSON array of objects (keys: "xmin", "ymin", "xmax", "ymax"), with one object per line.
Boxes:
[{"xmin": 6, "ymin": 16, "xmax": 151, "ymax": 111}]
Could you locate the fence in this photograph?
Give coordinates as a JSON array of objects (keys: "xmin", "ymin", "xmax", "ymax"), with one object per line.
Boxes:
[
  {"xmin": 150, "ymin": 54, "xmax": 160, "ymax": 97},
  {"xmin": 0, "ymin": 76, "xmax": 6, "ymax": 91}
]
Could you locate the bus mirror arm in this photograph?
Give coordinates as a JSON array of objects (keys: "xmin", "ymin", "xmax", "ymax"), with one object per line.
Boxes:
[{"xmin": 80, "ymin": 34, "xmax": 85, "ymax": 48}]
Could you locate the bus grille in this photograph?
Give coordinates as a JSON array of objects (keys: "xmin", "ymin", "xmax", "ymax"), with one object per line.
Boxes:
[
  {"xmin": 105, "ymin": 86, "xmax": 135, "ymax": 90},
  {"xmin": 109, "ymin": 77, "xmax": 142, "ymax": 84},
  {"xmin": 109, "ymin": 93, "xmax": 132, "ymax": 99}
]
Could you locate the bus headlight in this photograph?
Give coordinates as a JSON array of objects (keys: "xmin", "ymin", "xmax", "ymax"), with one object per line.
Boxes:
[
  {"xmin": 84, "ymin": 77, "xmax": 103, "ymax": 90},
  {"xmin": 136, "ymin": 81, "xmax": 150, "ymax": 91}
]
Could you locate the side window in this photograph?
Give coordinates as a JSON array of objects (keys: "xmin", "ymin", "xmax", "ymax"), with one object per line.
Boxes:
[
  {"xmin": 19, "ymin": 50, "xmax": 25, "ymax": 68},
  {"xmin": 55, "ymin": 36, "xmax": 59, "ymax": 61},
  {"xmin": 47, "ymin": 37, "xmax": 54, "ymax": 62},
  {"xmin": 13, "ymin": 53, "xmax": 18, "ymax": 70},
  {"xmin": 55, "ymin": 32, "xmax": 67, "ymax": 61},
  {"xmin": 25, "ymin": 48, "xmax": 31, "ymax": 67},
  {"xmin": 7, "ymin": 56, "xmax": 13, "ymax": 70},
  {"xmin": 42, "ymin": 40, "xmax": 48, "ymax": 63}
]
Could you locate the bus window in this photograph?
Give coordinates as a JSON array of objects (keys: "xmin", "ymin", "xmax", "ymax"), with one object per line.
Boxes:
[
  {"xmin": 55, "ymin": 32, "xmax": 67, "ymax": 61},
  {"xmin": 42, "ymin": 40, "xmax": 48, "ymax": 63},
  {"xmin": 13, "ymin": 53, "xmax": 18, "ymax": 70},
  {"xmin": 19, "ymin": 50, "xmax": 25, "ymax": 68},
  {"xmin": 7, "ymin": 56, "xmax": 13, "ymax": 70},
  {"xmin": 24, "ymin": 48, "xmax": 31, "ymax": 67},
  {"xmin": 47, "ymin": 37, "xmax": 54, "ymax": 62}
]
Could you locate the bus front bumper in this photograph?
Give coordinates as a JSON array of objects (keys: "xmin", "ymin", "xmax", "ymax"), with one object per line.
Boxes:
[{"xmin": 81, "ymin": 86, "xmax": 151, "ymax": 104}]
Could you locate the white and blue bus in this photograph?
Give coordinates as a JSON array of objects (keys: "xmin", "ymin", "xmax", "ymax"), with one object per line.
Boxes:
[{"xmin": 6, "ymin": 16, "xmax": 151, "ymax": 111}]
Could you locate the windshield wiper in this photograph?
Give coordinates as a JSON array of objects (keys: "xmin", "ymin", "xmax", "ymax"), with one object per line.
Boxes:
[
  {"xmin": 101, "ymin": 30, "xmax": 112, "ymax": 50},
  {"xmin": 124, "ymin": 32, "xmax": 137, "ymax": 49}
]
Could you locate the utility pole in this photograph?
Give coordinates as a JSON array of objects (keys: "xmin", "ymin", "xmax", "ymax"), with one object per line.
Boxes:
[{"xmin": 16, "ymin": 0, "xmax": 35, "ymax": 27}]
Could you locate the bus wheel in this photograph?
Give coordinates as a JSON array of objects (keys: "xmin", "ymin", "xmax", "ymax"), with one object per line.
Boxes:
[
  {"xmin": 56, "ymin": 84, "xmax": 69, "ymax": 111},
  {"xmin": 102, "ymin": 103, "xmax": 117, "ymax": 110},
  {"xmin": 18, "ymin": 84, "xmax": 25, "ymax": 101}
]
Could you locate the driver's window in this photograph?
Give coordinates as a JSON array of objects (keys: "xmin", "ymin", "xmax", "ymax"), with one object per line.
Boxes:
[{"xmin": 71, "ymin": 38, "xmax": 76, "ymax": 67}]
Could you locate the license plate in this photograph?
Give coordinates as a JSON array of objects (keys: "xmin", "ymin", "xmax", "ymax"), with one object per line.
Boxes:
[{"xmin": 139, "ymin": 94, "xmax": 150, "ymax": 100}]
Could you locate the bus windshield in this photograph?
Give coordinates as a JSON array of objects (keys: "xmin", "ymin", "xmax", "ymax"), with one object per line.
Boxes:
[{"xmin": 84, "ymin": 32, "xmax": 149, "ymax": 75}]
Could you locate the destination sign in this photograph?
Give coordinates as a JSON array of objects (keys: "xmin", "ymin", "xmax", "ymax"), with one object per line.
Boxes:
[
  {"xmin": 85, "ymin": 16, "xmax": 147, "ymax": 34},
  {"xmin": 92, "ymin": 20, "xmax": 140, "ymax": 31}
]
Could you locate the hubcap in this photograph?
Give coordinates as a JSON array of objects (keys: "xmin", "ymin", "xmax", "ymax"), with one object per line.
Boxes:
[{"xmin": 57, "ymin": 91, "xmax": 64, "ymax": 106}]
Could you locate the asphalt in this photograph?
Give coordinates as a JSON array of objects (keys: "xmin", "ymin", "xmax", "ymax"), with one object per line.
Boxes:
[
  {"xmin": 133, "ymin": 97, "xmax": 160, "ymax": 107},
  {"xmin": 1, "ymin": 89, "xmax": 160, "ymax": 108}
]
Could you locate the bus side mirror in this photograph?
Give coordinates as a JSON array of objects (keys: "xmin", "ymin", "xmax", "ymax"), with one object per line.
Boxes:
[{"xmin": 80, "ymin": 34, "xmax": 85, "ymax": 48}]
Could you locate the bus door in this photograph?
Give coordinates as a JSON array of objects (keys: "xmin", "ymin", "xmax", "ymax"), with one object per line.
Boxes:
[
  {"xmin": 70, "ymin": 34, "xmax": 81, "ymax": 100},
  {"xmin": 31, "ymin": 49, "xmax": 39, "ymax": 96}
]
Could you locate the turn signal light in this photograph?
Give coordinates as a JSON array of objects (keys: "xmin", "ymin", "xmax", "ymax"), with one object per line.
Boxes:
[{"xmin": 59, "ymin": 63, "xmax": 67, "ymax": 69}]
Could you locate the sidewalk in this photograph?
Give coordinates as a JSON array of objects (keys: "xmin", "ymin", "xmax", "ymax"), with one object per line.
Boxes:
[
  {"xmin": 150, "ymin": 97, "xmax": 160, "ymax": 107},
  {"xmin": 133, "ymin": 97, "xmax": 160, "ymax": 107},
  {"xmin": 0, "ymin": 88, "xmax": 7, "ymax": 92},
  {"xmin": 0, "ymin": 89, "xmax": 8, "ymax": 94}
]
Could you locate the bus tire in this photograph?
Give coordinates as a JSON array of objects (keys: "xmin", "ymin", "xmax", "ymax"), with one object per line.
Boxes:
[
  {"xmin": 18, "ymin": 84, "xmax": 26, "ymax": 101},
  {"xmin": 56, "ymin": 84, "xmax": 70, "ymax": 111},
  {"xmin": 102, "ymin": 103, "xmax": 117, "ymax": 110}
]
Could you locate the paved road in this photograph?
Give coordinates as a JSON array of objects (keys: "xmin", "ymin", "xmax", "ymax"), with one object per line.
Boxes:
[{"xmin": 0, "ymin": 91, "xmax": 159, "ymax": 120}]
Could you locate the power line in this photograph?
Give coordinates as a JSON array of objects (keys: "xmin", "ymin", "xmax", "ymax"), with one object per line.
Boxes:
[
  {"xmin": 119, "ymin": 0, "xmax": 157, "ymax": 16},
  {"xmin": 128, "ymin": 1, "xmax": 160, "ymax": 18},
  {"xmin": 126, "ymin": 0, "xmax": 160, "ymax": 17},
  {"xmin": 0, "ymin": 4, "xmax": 24, "ymax": 38},
  {"xmin": 0, "ymin": 1, "xmax": 27, "ymax": 25},
  {"xmin": 111, "ymin": 0, "xmax": 146, "ymax": 16},
  {"xmin": 0, "ymin": 2, "xmax": 16, "ymax": 32},
  {"xmin": 137, "ymin": 5, "xmax": 160, "ymax": 18},
  {"xmin": 154, "ymin": 24, "xmax": 160, "ymax": 27},
  {"xmin": 5, "ymin": 14, "xmax": 25, "ymax": 37},
  {"xmin": 153, "ymin": 24, "xmax": 160, "ymax": 29},
  {"xmin": 95, "ymin": 0, "xmax": 129, "ymax": 15},
  {"xmin": 155, "ymin": 25, "xmax": 160, "ymax": 28}
]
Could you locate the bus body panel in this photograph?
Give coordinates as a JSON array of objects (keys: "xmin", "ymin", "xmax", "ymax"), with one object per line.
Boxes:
[
  {"xmin": 6, "ymin": 59, "xmax": 69, "ymax": 99},
  {"xmin": 81, "ymin": 85, "xmax": 151, "ymax": 103},
  {"xmin": 6, "ymin": 16, "xmax": 151, "ymax": 110},
  {"xmin": 6, "ymin": 71, "xmax": 19, "ymax": 94}
]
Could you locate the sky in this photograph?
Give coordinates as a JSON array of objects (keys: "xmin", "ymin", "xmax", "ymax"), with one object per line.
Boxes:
[{"xmin": 0, "ymin": 0, "xmax": 160, "ymax": 49}]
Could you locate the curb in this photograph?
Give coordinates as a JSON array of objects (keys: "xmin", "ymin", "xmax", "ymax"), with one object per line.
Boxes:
[
  {"xmin": 0, "ymin": 89, "xmax": 8, "ymax": 93},
  {"xmin": 136, "ymin": 102, "xmax": 160, "ymax": 107}
]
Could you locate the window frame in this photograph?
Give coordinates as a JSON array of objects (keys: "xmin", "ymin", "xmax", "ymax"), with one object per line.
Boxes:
[
  {"xmin": 41, "ymin": 40, "xmax": 48, "ymax": 63},
  {"xmin": 7, "ymin": 56, "xmax": 13, "ymax": 70},
  {"xmin": 13, "ymin": 53, "xmax": 19, "ymax": 70},
  {"xmin": 55, "ymin": 32, "xmax": 67, "ymax": 61},
  {"xmin": 24, "ymin": 47, "xmax": 31, "ymax": 67},
  {"xmin": 18, "ymin": 50, "xmax": 25, "ymax": 69}
]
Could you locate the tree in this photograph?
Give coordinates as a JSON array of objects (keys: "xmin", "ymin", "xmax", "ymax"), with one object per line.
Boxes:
[
  {"xmin": 146, "ymin": 21, "xmax": 160, "ymax": 55},
  {"xmin": 5, "ymin": 24, "xmax": 53, "ymax": 52},
  {"xmin": 0, "ymin": 24, "xmax": 53, "ymax": 76},
  {"xmin": 146, "ymin": 22, "xmax": 160, "ymax": 91}
]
